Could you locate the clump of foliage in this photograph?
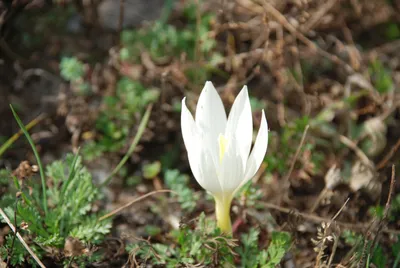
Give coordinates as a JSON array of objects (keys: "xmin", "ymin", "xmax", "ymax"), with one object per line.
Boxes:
[
  {"xmin": 0, "ymin": 154, "xmax": 111, "ymax": 266},
  {"xmin": 164, "ymin": 169, "xmax": 199, "ymax": 212},
  {"xmin": 369, "ymin": 59, "xmax": 394, "ymax": 94},
  {"xmin": 126, "ymin": 213, "xmax": 236, "ymax": 267},
  {"xmin": 340, "ymin": 197, "xmax": 400, "ymax": 268},
  {"xmin": 60, "ymin": 56, "xmax": 91, "ymax": 95},
  {"xmin": 59, "ymin": 56, "xmax": 160, "ymax": 160},
  {"xmin": 265, "ymin": 115, "xmax": 324, "ymax": 174},
  {"xmin": 82, "ymin": 78, "xmax": 159, "ymax": 160},
  {"xmin": 119, "ymin": 0, "xmax": 223, "ymax": 83},
  {"xmin": 60, "ymin": 57, "xmax": 85, "ymax": 82},
  {"xmin": 126, "ymin": 215, "xmax": 292, "ymax": 267},
  {"xmin": 120, "ymin": 1, "xmax": 216, "ymax": 60},
  {"xmin": 236, "ymin": 228, "xmax": 292, "ymax": 268},
  {"xmin": 62, "ymin": 0, "xmax": 222, "ymax": 161}
]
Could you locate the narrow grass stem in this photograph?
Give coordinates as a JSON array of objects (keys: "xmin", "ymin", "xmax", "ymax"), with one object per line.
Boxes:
[
  {"xmin": 0, "ymin": 113, "xmax": 45, "ymax": 157},
  {"xmin": 10, "ymin": 105, "xmax": 48, "ymax": 215},
  {"xmin": 100, "ymin": 104, "xmax": 153, "ymax": 187}
]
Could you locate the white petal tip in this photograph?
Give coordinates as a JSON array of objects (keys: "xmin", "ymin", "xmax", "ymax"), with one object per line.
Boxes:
[
  {"xmin": 204, "ymin": 81, "xmax": 215, "ymax": 90},
  {"xmin": 261, "ymin": 110, "xmax": 268, "ymax": 129},
  {"xmin": 240, "ymin": 85, "xmax": 249, "ymax": 95}
]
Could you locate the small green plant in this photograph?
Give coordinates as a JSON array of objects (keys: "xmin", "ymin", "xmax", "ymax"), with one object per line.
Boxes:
[
  {"xmin": 60, "ymin": 56, "xmax": 91, "ymax": 95},
  {"xmin": 265, "ymin": 116, "xmax": 325, "ymax": 174},
  {"xmin": 369, "ymin": 59, "xmax": 394, "ymax": 94},
  {"xmin": 143, "ymin": 161, "xmax": 162, "ymax": 179},
  {"xmin": 164, "ymin": 169, "xmax": 199, "ymax": 212},
  {"xmin": 0, "ymin": 154, "xmax": 111, "ymax": 266},
  {"xmin": 82, "ymin": 78, "xmax": 159, "ymax": 160},
  {"xmin": 392, "ymin": 236, "xmax": 400, "ymax": 268},
  {"xmin": 237, "ymin": 181, "xmax": 264, "ymax": 209},
  {"xmin": 391, "ymin": 194, "xmax": 400, "ymax": 218},
  {"xmin": 236, "ymin": 228, "xmax": 292, "ymax": 268},
  {"xmin": 120, "ymin": 9, "xmax": 215, "ymax": 60},
  {"xmin": 126, "ymin": 213, "xmax": 236, "ymax": 267},
  {"xmin": 342, "ymin": 229, "xmax": 393, "ymax": 268},
  {"xmin": 264, "ymin": 116, "xmax": 310, "ymax": 173},
  {"xmin": 385, "ymin": 23, "xmax": 400, "ymax": 41},
  {"xmin": 120, "ymin": 0, "xmax": 223, "ymax": 83},
  {"xmin": 60, "ymin": 57, "xmax": 85, "ymax": 82}
]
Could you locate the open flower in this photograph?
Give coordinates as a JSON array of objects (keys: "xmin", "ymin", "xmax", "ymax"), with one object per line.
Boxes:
[{"xmin": 181, "ymin": 81, "xmax": 269, "ymax": 234}]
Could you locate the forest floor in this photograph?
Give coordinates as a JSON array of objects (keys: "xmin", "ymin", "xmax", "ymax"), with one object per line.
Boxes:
[{"xmin": 0, "ymin": 0, "xmax": 400, "ymax": 267}]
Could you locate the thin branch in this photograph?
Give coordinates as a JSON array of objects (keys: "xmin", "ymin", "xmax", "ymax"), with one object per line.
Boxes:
[
  {"xmin": 101, "ymin": 104, "xmax": 153, "ymax": 187},
  {"xmin": 0, "ymin": 208, "xmax": 46, "ymax": 268},
  {"xmin": 281, "ymin": 125, "xmax": 310, "ymax": 201},
  {"xmin": 99, "ymin": 189, "xmax": 174, "ymax": 221},
  {"xmin": 339, "ymin": 134, "xmax": 374, "ymax": 168},
  {"xmin": 6, "ymin": 197, "xmax": 19, "ymax": 267},
  {"xmin": 369, "ymin": 165, "xmax": 396, "ymax": 252},
  {"xmin": 331, "ymin": 198, "xmax": 350, "ymax": 223},
  {"xmin": 260, "ymin": 0, "xmax": 354, "ymax": 73},
  {"xmin": 260, "ymin": 201, "xmax": 400, "ymax": 235},
  {"xmin": 377, "ymin": 137, "xmax": 400, "ymax": 170},
  {"xmin": 0, "ymin": 113, "xmax": 46, "ymax": 157},
  {"xmin": 301, "ymin": 0, "xmax": 340, "ymax": 32},
  {"xmin": 315, "ymin": 198, "xmax": 349, "ymax": 267}
]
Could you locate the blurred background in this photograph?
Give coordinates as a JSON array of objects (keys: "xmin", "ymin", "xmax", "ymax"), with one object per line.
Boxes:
[{"xmin": 0, "ymin": 0, "xmax": 400, "ymax": 267}]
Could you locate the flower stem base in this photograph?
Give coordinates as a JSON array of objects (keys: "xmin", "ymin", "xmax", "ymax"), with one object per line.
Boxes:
[{"xmin": 215, "ymin": 196, "xmax": 232, "ymax": 235}]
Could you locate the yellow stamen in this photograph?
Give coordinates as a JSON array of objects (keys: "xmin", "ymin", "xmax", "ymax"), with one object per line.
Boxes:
[{"xmin": 218, "ymin": 134, "xmax": 228, "ymax": 163}]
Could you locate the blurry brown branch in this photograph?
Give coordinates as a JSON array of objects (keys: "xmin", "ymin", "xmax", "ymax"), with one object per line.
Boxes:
[
  {"xmin": 99, "ymin": 189, "xmax": 174, "ymax": 221},
  {"xmin": 260, "ymin": 201, "xmax": 400, "ymax": 235},
  {"xmin": 0, "ymin": 208, "xmax": 46, "ymax": 268}
]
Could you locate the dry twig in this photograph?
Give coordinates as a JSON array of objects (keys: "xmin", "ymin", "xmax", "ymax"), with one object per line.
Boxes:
[
  {"xmin": 99, "ymin": 189, "xmax": 174, "ymax": 221},
  {"xmin": 259, "ymin": 0, "xmax": 354, "ymax": 73},
  {"xmin": 279, "ymin": 125, "xmax": 309, "ymax": 204},
  {"xmin": 0, "ymin": 208, "xmax": 46, "ymax": 268},
  {"xmin": 260, "ymin": 201, "xmax": 400, "ymax": 235},
  {"xmin": 377, "ymin": 138, "xmax": 400, "ymax": 170}
]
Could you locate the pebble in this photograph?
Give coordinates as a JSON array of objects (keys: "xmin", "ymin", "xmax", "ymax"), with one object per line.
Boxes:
[{"xmin": 98, "ymin": 0, "xmax": 166, "ymax": 30}]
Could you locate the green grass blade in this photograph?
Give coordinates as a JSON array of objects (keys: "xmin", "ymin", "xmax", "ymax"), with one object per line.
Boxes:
[
  {"xmin": 0, "ymin": 114, "xmax": 45, "ymax": 157},
  {"xmin": 10, "ymin": 105, "xmax": 48, "ymax": 215},
  {"xmin": 61, "ymin": 148, "xmax": 80, "ymax": 197},
  {"xmin": 101, "ymin": 104, "xmax": 153, "ymax": 187}
]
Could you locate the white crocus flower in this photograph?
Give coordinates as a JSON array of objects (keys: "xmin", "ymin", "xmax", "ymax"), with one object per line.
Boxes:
[{"xmin": 181, "ymin": 81, "xmax": 269, "ymax": 234}]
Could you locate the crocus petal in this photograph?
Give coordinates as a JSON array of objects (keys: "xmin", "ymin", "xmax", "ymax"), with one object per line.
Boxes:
[
  {"xmin": 225, "ymin": 86, "xmax": 253, "ymax": 169},
  {"xmin": 181, "ymin": 97, "xmax": 223, "ymax": 195},
  {"xmin": 181, "ymin": 98, "xmax": 202, "ymax": 184},
  {"xmin": 197, "ymin": 146, "xmax": 223, "ymax": 194},
  {"xmin": 195, "ymin": 81, "xmax": 227, "ymax": 151},
  {"xmin": 218, "ymin": 139, "xmax": 244, "ymax": 196},
  {"xmin": 243, "ymin": 110, "xmax": 269, "ymax": 183}
]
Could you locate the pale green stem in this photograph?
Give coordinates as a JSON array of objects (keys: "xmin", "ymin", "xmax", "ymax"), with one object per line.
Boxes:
[{"xmin": 214, "ymin": 195, "xmax": 233, "ymax": 235}]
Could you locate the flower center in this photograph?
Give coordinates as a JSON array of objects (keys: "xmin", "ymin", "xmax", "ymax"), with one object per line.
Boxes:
[{"xmin": 218, "ymin": 134, "xmax": 228, "ymax": 163}]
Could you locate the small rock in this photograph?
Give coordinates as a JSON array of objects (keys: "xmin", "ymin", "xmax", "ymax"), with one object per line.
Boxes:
[{"xmin": 98, "ymin": 0, "xmax": 165, "ymax": 31}]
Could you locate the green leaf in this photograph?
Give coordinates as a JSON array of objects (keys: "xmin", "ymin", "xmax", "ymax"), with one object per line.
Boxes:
[
  {"xmin": 261, "ymin": 232, "xmax": 291, "ymax": 267},
  {"xmin": 164, "ymin": 169, "xmax": 199, "ymax": 212},
  {"xmin": 60, "ymin": 57, "xmax": 85, "ymax": 81},
  {"xmin": 143, "ymin": 161, "xmax": 162, "ymax": 179},
  {"xmin": 372, "ymin": 245, "xmax": 387, "ymax": 268},
  {"xmin": 369, "ymin": 60, "xmax": 393, "ymax": 94},
  {"xmin": 69, "ymin": 216, "xmax": 112, "ymax": 243},
  {"xmin": 237, "ymin": 228, "xmax": 260, "ymax": 267},
  {"xmin": 10, "ymin": 105, "xmax": 48, "ymax": 214}
]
